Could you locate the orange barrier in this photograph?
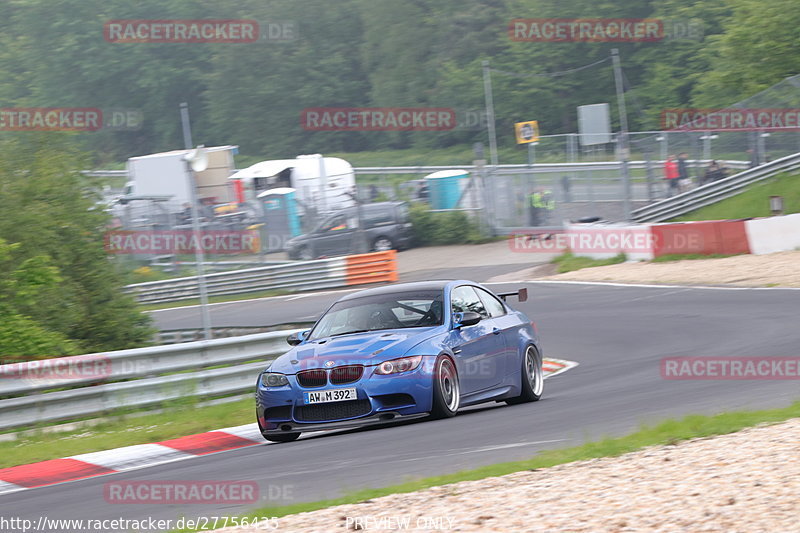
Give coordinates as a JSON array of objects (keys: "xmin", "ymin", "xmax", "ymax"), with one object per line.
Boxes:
[
  {"xmin": 345, "ymin": 250, "xmax": 399, "ymax": 286},
  {"xmin": 652, "ymin": 220, "xmax": 750, "ymax": 257}
]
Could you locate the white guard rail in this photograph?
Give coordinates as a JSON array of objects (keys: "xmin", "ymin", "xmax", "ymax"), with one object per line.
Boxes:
[
  {"xmin": 633, "ymin": 152, "xmax": 800, "ymax": 222},
  {"xmin": 0, "ymin": 329, "xmax": 302, "ymax": 430},
  {"xmin": 125, "ymin": 257, "xmax": 347, "ymax": 304}
]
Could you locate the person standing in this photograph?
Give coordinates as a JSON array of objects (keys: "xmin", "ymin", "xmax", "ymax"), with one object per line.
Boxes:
[{"xmin": 664, "ymin": 155, "xmax": 679, "ymax": 197}]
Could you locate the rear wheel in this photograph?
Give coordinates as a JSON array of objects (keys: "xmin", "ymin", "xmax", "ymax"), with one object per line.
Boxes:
[
  {"xmin": 430, "ymin": 356, "xmax": 460, "ymax": 419},
  {"xmin": 506, "ymin": 345, "xmax": 544, "ymax": 405}
]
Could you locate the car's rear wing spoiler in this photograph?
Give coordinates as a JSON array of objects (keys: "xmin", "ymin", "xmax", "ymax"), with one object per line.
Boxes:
[{"xmin": 497, "ymin": 288, "xmax": 528, "ymax": 303}]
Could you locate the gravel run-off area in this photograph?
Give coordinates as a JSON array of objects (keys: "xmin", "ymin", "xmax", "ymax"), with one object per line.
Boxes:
[
  {"xmin": 535, "ymin": 250, "xmax": 800, "ymax": 287},
  {"xmin": 217, "ymin": 418, "xmax": 800, "ymax": 532}
]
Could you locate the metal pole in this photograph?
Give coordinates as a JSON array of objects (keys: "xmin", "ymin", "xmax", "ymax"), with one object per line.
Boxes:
[
  {"xmin": 611, "ymin": 49, "xmax": 632, "ymax": 220},
  {"xmin": 527, "ymin": 141, "xmax": 536, "ymax": 197},
  {"xmin": 482, "ymin": 60, "xmax": 499, "ymax": 167},
  {"xmin": 179, "ymin": 103, "xmax": 212, "ymax": 340}
]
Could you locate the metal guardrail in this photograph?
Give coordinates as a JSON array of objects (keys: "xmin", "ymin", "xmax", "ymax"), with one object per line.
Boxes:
[
  {"xmin": 354, "ymin": 160, "xmax": 748, "ymax": 176},
  {"xmin": 125, "ymin": 250, "xmax": 397, "ymax": 304},
  {"xmin": 632, "ymin": 152, "xmax": 800, "ymax": 223},
  {"xmin": 126, "ymin": 258, "xmax": 345, "ymax": 304},
  {"xmin": 155, "ymin": 323, "xmax": 315, "ymax": 344},
  {"xmin": 0, "ymin": 330, "xmax": 303, "ymax": 430},
  {"xmin": 86, "ymin": 160, "xmax": 750, "ymax": 180}
]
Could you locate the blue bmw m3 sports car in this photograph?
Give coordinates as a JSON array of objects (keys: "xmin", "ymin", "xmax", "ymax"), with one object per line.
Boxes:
[{"xmin": 256, "ymin": 280, "xmax": 543, "ymax": 442}]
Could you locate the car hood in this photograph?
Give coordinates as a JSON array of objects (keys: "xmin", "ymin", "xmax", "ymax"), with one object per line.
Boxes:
[{"xmin": 269, "ymin": 327, "xmax": 440, "ymax": 374}]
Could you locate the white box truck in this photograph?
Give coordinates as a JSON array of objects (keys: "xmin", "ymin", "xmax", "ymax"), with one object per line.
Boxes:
[
  {"xmin": 227, "ymin": 154, "xmax": 356, "ymax": 215},
  {"xmin": 124, "ymin": 145, "xmax": 238, "ymax": 205}
]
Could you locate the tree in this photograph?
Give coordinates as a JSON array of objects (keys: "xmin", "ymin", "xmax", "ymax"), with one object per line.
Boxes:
[
  {"xmin": 0, "ymin": 239, "xmax": 80, "ymax": 362},
  {"xmin": 691, "ymin": 0, "xmax": 800, "ymax": 106},
  {"xmin": 0, "ymin": 136, "xmax": 153, "ymax": 355}
]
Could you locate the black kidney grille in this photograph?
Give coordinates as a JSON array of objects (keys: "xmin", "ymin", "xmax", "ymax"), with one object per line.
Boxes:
[
  {"xmin": 294, "ymin": 399, "xmax": 371, "ymax": 422},
  {"xmin": 330, "ymin": 365, "xmax": 364, "ymax": 385},
  {"xmin": 296, "ymin": 369, "xmax": 327, "ymax": 388}
]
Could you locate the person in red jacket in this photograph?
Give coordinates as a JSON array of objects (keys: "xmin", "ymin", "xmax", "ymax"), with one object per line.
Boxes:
[{"xmin": 663, "ymin": 155, "xmax": 680, "ymax": 197}]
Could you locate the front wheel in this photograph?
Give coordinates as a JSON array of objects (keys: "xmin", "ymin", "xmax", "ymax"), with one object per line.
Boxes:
[
  {"xmin": 372, "ymin": 236, "xmax": 393, "ymax": 252},
  {"xmin": 258, "ymin": 409, "xmax": 301, "ymax": 442},
  {"xmin": 430, "ymin": 356, "xmax": 460, "ymax": 419},
  {"xmin": 506, "ymin": 345, "xmax": 544, "ymax": 405},
  {"xmin": 298, "ymin": 246, "xmax": 313, "ymax": 261}
]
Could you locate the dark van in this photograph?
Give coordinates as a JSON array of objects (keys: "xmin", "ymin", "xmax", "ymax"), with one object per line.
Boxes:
[{"xmin": 285, "ymin": 202, "xmax": 412, "ymax": 260}]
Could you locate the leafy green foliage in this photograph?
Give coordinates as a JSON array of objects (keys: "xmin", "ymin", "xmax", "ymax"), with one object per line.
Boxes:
[
  {"xmin": 0, "ymin": 137, "xmax": 154, "ymax": 359},
  {"xmin": 408, "ymin": 204, "xmax": 486, "ymax": 246},
  {"xmin": 0, "ymin": 0, "xmax": 792, "ymax": 162},
  {"xmin": 0, "ymin": 239, "xmax": 81, "ymax": 361}
]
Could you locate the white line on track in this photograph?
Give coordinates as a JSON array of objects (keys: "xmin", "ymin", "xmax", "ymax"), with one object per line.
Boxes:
[{"xmin": 486, "ymin": 280, "xmax": 800, "ymax": 291}]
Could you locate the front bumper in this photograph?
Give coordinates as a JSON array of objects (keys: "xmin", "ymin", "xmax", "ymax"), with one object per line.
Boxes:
[
  {"xmin": 256, "ymin": 358, "xmax": 436, "ymax": 434},
  {"xmin": 261, "ymin": 411, "xmax": 429, "ymax": 435}
]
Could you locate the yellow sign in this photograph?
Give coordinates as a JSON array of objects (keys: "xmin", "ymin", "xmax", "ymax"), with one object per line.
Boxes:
[{"xmin": 515, "ymin": 120, "xmax": 540, "ymax": 144}]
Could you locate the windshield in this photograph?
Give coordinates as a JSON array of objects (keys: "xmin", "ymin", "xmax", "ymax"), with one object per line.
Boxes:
[{"xmin": 308, "ymin": 290, "xmax": 444, "ymax": 340}]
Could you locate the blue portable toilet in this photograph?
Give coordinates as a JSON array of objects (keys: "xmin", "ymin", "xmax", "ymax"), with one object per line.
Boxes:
[
  {"xmin": 257, "ymin": 188, "xmax": 301, "ymax": 252},
  {"xmin": 425, "ymin": 170, "xmax": 467, "ymax": 209}
]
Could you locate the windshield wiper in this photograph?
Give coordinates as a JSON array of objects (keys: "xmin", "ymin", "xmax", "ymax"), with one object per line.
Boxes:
[{"xmin": 327, "ymin": 329, "xmax": 374, "ymax": 338}]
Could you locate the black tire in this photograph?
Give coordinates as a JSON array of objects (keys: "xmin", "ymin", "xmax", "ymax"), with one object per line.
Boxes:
[
  {"xmin": 372, "ymin": 236, "xmax": 393, "ymax": 252},
  {"xmin": 430, "ymin": 356, "xmax": 460, "ymax": 419},
  {"xmin": 298, "ymin": 246, "xmax": 313, "ymax": 261},
  {"xmin": 257, "ymin": 409, "xmax": 301, "ymax": 442},
  {"xmin": 264, "ymin": 432, "xmax": 300, "ymax": 443},
  {"xmin": 506, "ymin": 345, "xmax": 544, "ymax": 405}
]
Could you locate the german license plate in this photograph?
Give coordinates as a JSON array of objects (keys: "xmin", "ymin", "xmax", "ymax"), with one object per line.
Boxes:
[{"xmin": 304, "ymin": 388, "xmax": 357, "ymax": 404}]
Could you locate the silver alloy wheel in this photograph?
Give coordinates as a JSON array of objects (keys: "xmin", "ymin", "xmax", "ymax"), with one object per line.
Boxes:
[
  {"xmin": 525, "ymin": 346, "xmax": 544, "ymax": 396},
  {"xmin": 439, "ymin": 358, "xmax": 460, "ymax": 412},
  {"xmin": 373, "ymin": 237, "xmax": 393, "ymax": 251}
]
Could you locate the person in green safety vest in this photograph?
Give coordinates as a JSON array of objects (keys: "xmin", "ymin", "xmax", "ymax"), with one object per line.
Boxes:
[{"xmin": 528, "ymin": 188, "xmax": 555, "ymax": 226}]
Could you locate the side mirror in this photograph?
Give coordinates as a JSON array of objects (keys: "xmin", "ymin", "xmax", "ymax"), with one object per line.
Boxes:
[
  {"xmin": 287, "ymin": 330, "xmax": 309, "ymax": 346},
  {"xmin": 453, "ymin": 311, "xmax": 481, "ymax": 329}
]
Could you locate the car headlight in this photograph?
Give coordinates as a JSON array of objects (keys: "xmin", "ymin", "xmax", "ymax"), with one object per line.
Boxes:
[
  {"xmin": 374, "ymin": 356, "xmax": 423, "ymax": 375},
  {"xmin": 261, "ymin": 372, "xmax": 289, "ymax": 387}
]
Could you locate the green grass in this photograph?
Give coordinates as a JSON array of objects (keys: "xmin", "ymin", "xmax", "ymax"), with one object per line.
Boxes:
[
  {"xmin": 0, "ymin": 397, "xmax": 256, "ymax": 469},
  {"xmin": 174, "ymin": 399, "xmax": 800, "ymax": 530},
  {"xmin": 551, "ymin": 252, "xmax": 626, "ymax": 273},
  {"xmin": 651, "ymin": 253, "xmax": 741, "ymax": 262},
  {"xmin": 675, "ymin": 171, "xmax": 800, "ymax": 221}
]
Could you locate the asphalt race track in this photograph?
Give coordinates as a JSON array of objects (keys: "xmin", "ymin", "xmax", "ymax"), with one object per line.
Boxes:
[{"xmin": 3, "ymin": 282, "xmax": 800, "ymax": 529}]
